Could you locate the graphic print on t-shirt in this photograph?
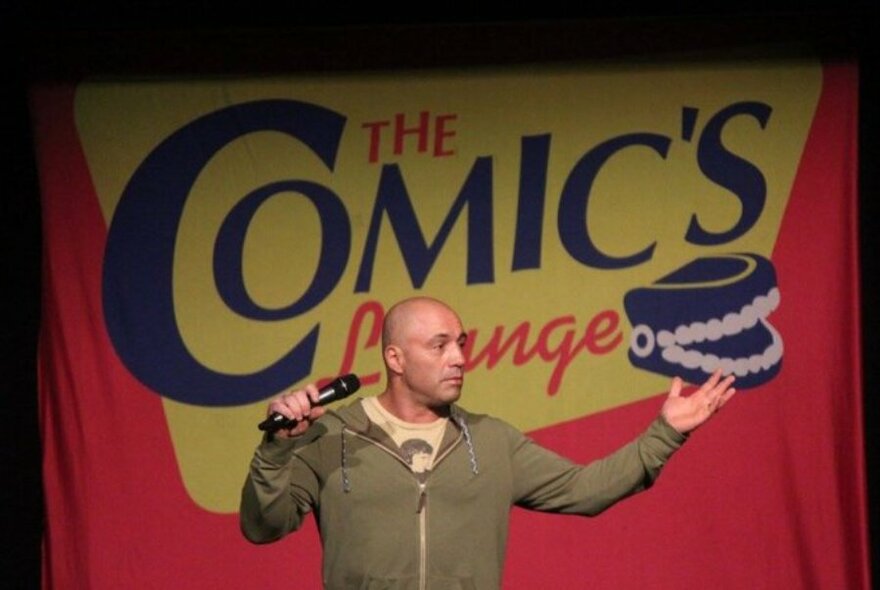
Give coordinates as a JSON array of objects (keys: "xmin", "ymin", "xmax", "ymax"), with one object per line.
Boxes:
[
  {"xmin": 361, "ymin": 396, "xmax": 447, "ymax": 472},
  {"xmin": 400, "ymin": 438, "xmax": 434, "ymax": 473}
]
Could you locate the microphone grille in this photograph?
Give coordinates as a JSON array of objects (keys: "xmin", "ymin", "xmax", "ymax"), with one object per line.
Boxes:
[{"xmin": 338, "ymin": 374, "xmax": 361, "ymax": 397}]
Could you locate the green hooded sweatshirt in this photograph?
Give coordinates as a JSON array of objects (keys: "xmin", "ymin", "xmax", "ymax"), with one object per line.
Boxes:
[{"xmin": 240, "ymin": 400, "xmax": 686, "ymax": 589}]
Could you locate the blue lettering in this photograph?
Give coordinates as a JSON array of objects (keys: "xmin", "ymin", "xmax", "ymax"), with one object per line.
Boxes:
[
  {"xmin": 214, "ymin": 180, "xmax": 350, "ymax": 319},
  {"xmin": 558, "ymin": 133, "xmax": 670, "ymax": 269},
  {"xmin": 512, "ymin": 134, "xmax": 551, "ymax": 271},
  {"xmin": 103, "ymin": 100, "xmax": 346, "ymax": 406},
  {"xmin": 686, "ymin": 101, "xmax": 771, "ymax": 244},
  {"xmin": 355, "ymin": 157, "xmax": 494, "ymax": 291}
]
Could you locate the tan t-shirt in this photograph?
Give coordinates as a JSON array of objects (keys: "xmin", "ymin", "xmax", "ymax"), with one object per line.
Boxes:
[{"xmin": 362, "ymin": 397, "xmax": 448, "ymax": 473}]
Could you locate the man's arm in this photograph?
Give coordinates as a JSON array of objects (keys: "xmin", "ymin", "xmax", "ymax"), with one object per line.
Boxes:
[
  {"xmin": 239, "ymin": 434, "xmax": 321, "ymax": 543},
  {"xmin": 239, "ymin": 386, "xmax": 327, "ymax": 543},
  {"xmin": 511, "ymin": 370, "xmax": 736, "ymax": 515},
  {"xmin": 510, "ymin": 414, "xmax": 686, "ymax": 515}
]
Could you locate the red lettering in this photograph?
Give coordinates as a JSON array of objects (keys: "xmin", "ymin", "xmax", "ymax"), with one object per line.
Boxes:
[
  {"xmin": 463, "ymin": 310, "xmax": 622, "ymax": 396},
  {"xmin": 463, "ymin": 322, "xmax": 533, "ymax": 370},
  {"xmin": 327, "ymin": 300, "xmax": 384, "ymax": 388},
  {"xmin": 361, "ymin": 112, "xmax": 458, "ymax": 163},
  {"xmin": 433, "ymin": 113, "xmax": 457, "ymax": 157},
  {"xmin": 585, "ymin": 310, "xmax": 622, "ymax": 354},
  {"xmin": 535, "ymin": 316, "xmax": 581, "ymax": 396},
  {"xmin": 323, "ymin": 302, "xmax": 621, "ymax": 398},
  {"xmin": 394, "ymin": 111, "xmax": 430, "ymax": 155},
  {"xmin": 361, "ymin": 120, "xmax": 390, "ymax": 164}
]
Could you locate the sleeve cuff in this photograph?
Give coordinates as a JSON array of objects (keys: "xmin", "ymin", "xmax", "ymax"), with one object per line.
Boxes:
[
  {"xmin": 256, "ymin": 433, "xmax": 303, "ymax": 465},
  {"xmin": 655, "ymin": 414, "xmax": 689, "ymax": 446}
]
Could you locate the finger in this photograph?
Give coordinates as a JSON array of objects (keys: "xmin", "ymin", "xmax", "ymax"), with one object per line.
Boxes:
[
  {"xmin": 705, "ymin": 378, "xmax": 736, "ymax": 413},
  {"xmin": 303, "ymin": 383, "xmax": 321, "ymax": 406},
  {"xmin": 291, "ymin": 391, "xmax": 316, "ymax": 419},
  {"xmin": 715, "ymin": 385, "xmax": 737, "ymax": 409},
  {"xmin": 699, "ymin": 369, "xmax": 723, "ymax": 394},
  {"xmin": 267, "ymin": 396, "xmax": 293, "ymax": 419},
  {"xmin": 275, "ymin": 390, "xmax": 312, "ymax": 422},
  {"xmin": 711, "ymin": 375, "xmax": 736, "ymax": 399}
]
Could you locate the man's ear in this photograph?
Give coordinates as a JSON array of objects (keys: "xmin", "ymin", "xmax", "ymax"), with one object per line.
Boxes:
[{"xmin": 384, "ymin": 345, "xmax": 404, "ymax": 375}]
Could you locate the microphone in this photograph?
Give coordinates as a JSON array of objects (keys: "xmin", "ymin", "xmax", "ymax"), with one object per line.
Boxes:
[{"xmin": 258, "ymin": 374, "xmax": 361, "ymax": 432}]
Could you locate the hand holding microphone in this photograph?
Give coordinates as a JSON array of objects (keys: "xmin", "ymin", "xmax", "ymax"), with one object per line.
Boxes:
[{"xmin": 258, "ymin": 374, "xmax": 361, "ymax": 435}]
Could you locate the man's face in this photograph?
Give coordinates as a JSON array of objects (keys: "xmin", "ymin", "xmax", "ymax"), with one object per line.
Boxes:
[
  {"xmin": 395, "ymin": 301, "xmax": 467, "ymax": 408},
  {"xmin": 410, "ymin": 451, "xmax": 432, "ymax": 473}
]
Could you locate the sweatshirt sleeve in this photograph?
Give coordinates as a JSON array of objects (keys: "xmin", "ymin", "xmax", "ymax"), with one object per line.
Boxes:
[
  {"xmin": 239, "ymin": 431, "xmax": 322, "ymax": 544},
  {"xmin": 511, "ymin": 415, "xmax": 687, "ymax": 516}
]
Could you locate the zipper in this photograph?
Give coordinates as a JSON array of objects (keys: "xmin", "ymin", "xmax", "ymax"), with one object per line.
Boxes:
[
  {"xmin": 417, "ymin": 480, "xmax": 428, "ymax": 513},
  {"xmin": 344, "ymin": 424, "xmax": 465, "ymax": 590},
  {"xmin": 418, "ymin": 480, "xmax": 427, "ymax": 590}
]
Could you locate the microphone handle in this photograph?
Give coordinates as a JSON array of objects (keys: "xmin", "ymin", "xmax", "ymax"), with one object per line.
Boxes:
[
  {"xmin": 258, "ymin": 412, "xmax": 303, "ymax": 432},
  {"xmin": 257, "ymin": 378, "xmax": 354, "ymax": 432},
  {"xmin": 259, "ymin": 392, "xmax": 330, "ymax": 431}
]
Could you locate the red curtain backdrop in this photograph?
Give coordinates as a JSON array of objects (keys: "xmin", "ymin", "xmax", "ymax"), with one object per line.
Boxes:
[{"xmin": 32, "ymin": 61, "xmax": 867, "ymax": 589}]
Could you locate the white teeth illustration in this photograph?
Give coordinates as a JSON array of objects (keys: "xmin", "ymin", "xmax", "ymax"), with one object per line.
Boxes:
[
  {"xmin": 646, "ymin": 287, "xmax": 780, "ymax": 352},
  {"xmin": 630, "ymin": 286, "xmax": 783, "ymax": 379},
  {"xmin": 656, "ymin": 319, "xmax": 783, "ymax": 378},
  {"xmin": 624, "ymin": 253, "xmax": 783, "ymax": 388}
]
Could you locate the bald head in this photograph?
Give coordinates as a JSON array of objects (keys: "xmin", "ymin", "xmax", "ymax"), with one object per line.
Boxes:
[
  {"xmin": 382, "ymin": 297, "xmax": 461, "ymax": 351},
  {"xmin": 379, "ymin": 297, "xmax": 467, "ymax": 417}
]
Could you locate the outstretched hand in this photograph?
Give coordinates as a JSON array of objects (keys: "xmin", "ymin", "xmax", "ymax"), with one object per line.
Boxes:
[{"xmin": 661, "ymin": 369, "xmax": 736, "ymax": 434}]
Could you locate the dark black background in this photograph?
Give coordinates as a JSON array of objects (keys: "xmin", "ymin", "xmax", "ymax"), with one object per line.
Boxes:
[{"xmin": 3, "ymin": 5, "xmax": 877, "ymax": 587}]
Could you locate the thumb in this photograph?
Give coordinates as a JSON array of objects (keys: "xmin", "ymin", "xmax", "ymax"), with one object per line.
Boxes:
[{"xmin": 668, "ymin": 377, "xmax": 683, "ymax": 398}]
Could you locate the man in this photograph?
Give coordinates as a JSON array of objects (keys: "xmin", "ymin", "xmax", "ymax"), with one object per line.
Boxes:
[{"xmin": 240, "ymin": 296, "xmax": 736, "ymax": 589}]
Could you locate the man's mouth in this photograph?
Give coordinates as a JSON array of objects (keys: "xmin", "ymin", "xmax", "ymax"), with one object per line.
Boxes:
[{"xmin": 623, "ymin": 253, "xmax": 783, "ymax": 389}]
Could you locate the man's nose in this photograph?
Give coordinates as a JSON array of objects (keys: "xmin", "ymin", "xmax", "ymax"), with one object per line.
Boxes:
[{"xmin": 449, "ymin": 343, "xmax": 465, "ymax": 366}]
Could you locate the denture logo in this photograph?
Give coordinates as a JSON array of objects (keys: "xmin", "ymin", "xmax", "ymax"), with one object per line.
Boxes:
[{"xmin": 624, "ymin": 253, "xmax": 782, "ymax": 388}]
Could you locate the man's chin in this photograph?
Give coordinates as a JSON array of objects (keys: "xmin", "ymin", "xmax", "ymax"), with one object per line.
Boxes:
[{"xmin": 444, "ymin": 384, "xmax": 463, "ymax": 402}]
